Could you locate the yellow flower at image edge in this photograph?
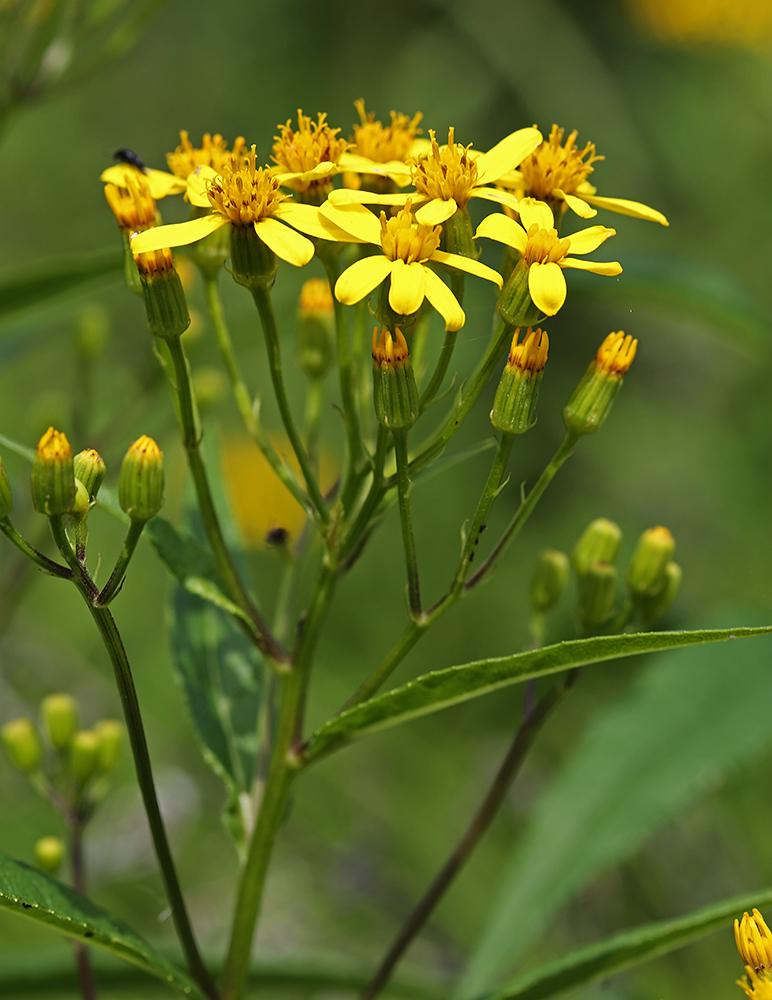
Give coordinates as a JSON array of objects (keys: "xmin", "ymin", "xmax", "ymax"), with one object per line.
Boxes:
[
  {"xmin": 322, "ymin": 201, "xmax": 502, "ymax": 331},
  {"xmin": 476, "ymin": 198, "xmax": 621, "ymax": 316},
  {"xmin": 130, "ymin": 147, "xmax": 327, "ymax": 266},
  {"xmin": 736, "ymin": 909, "xmax": 772, "ymax": 999}
]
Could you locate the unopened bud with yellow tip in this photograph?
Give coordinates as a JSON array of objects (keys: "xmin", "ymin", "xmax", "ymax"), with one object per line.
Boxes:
[
  {"xmin": 627, "ymin": 525, "xmax": 676, "ymax": 599},
  {"xmin": 563, "ymin": 332, "xmax": 637, "ymax": 437},
  {"xmin": 490, "ymin": 327, "xmax": 548, "ymax": 436},
  {"xmin": 571, "ymin": 517, "xmax": 622, "ymax": 575},
  {"xmin": 30, "ymin": 428, "xmax": 76, "ymax": 516},
  {"xmin": 119, "ymin": 436, "xmax": 164, "ymax": 522},
  {"xmin": 35, "ymin": 836, "xmax": 65, "ymax": 875},
  {"xmin": 0, "ymin": 453, "xmax": 12, "ymax": 519},
  {"xmin": 40, "ymin": 694, "xmax": 79, "ymax": 751},
  {"xmin": 134, "ymin": 247, "xmax": 191, "ymax": 340},
  {"xmin": 73, "ymin": 450, "xmax": 106, "ymax": 501},
  {"xmin": 296, "ymin": 278, "xmax": 335, "ymax": 379},
  {"xmin": 372, "ymin": 328, "xmax": 419, "ymax": 431},
  {"xmin": 1, "ymin": 718, "xmax": 43, "ymax": 774},
  {"xmin": 530, "ymin": 549, "xmax": 570, "ymax": 613}
]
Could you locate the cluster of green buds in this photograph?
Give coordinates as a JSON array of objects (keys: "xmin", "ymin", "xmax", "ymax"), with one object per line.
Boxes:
[
  {"xmin": 1, "ymin": 694, "xmax": 124, "ymax": 873},
  {"xmin": 371, "ymin": 327, "xmax": 419, "ymax": 431},
  {"xmin": 564, "ymin": 332, "xmax": 637, "ymax": 437},
  {"xmin": 490, "ymin": 327, "xmax": 549, "ymax": 436}
]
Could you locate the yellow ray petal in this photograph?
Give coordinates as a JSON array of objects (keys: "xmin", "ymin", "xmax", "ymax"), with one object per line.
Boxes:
[
  {"xmin": 475, "ymin": 213, "xmax": 528, "ymax": 254},
  {"xmin": 528, "ymin": 260, "xmax": 566, "ymax": 316},
  {"xmin": 563, "ymin": 225, "xmax": 616, "ymax": 254},
  {"xmin": 255, "ymin": 217, "xmax": 315, "ymax": 266},
  {"xmin": 319, "ymin": 202, "xmax": 382, "ymax": 245},
  {"xmin": 415, "ymin": 197, "xmax": 458, "ymax": 226},
  {"xmin": 431, "ymin": 249, "xmax": 502, "ymax": 288},
  {"xmin": 328, "ymin": 188, "xmax": 414, "ymax": 207},
  {"xmin": 130, "ymin": 215, "xmax": 226, "ymax": 253},
  {"xmin": 187, "ymin": 165, "xmax": 219, "ymax": 208},
  {"xmin": 337, "ymin": 153, "xmax": 413, "ymax": 185},
  {"xmin": 470, "ymin": 187, "xmax": 522, "ymax": 213},
  {"xmin": 561, "ymin": 258, "xmax": 623, "ymax": 275},
  {"xmin": 273, "ymin": 161, "xmax": 340, "ymax": 186},
  {"xmin": 496, "ymin": 168, "xmax": 525, "ymax": 189},
  {"xmin": 274, "ymin": 202, "xmax": 366, "ymax": 243},
  {"xmin": 423, "ymin": 267, "xmax": 465, "ymax": 331},
  {"xmin": 335, "ymin": 254, "xmax": 393, "ymax": 305},
  {"xmin": 581, "ymin": 193, "xmax": 669, "ymax": 226},
  {"xmin": 518, "ymin": 198, "xmax": 554, "ymax": 232},
  {"xmin": 554, "ymin": 189, "xmax": 597, "ymax": 219},
  {"xmin": 100, "ymin": 165, "xmax": 186, "ymax": 199},
  {"xmin": 389, "ymin": 259, "xmax": 426, "ymax": 316},
  {"xmin": 475, "ymin": 127, "xmax": 542, "ymax": 185}
]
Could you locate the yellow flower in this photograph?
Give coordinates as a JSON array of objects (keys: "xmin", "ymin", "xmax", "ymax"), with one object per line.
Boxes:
[
  {"xmin": 476, "ymin": 198, "xmax": 620, "ymax": 316},
  {"xmin": 629, "ymin": 0, "xmax": 772, "ymax": 48},
  {"xmin": 130, "ymin": 146, "xmax": 331, "ymax": 267},
  {"xmin": 329, "ymin": 126, "xmax": 543, "ymax": 225},
  {"xmin": 499, "ymin": 124, "xmax": 668, "ymax": 226},
  {"xmin": 322, "ymin": 200, "xmax": 502, "ymax": 331},
  {"xmin": 104, "ymin": 172, "xmax": 158, "ymax": 232},
  {"xmin": 337, "ymin": 100, "xmax": 426, "ymax": 189},
  {"xmin": 270, "ymin": 110, "xmax": 350, "ymax": 197},
  {"xmin": 100, "ymin": 157, "xmax": 185, "ymax": 200},
  {"xmin": 166, "ymin": 131, "xmax": 247, "ymax": 179},
  {"xmin": 736, "ymin": 910, "xmax": 772, "ymax": 998}
]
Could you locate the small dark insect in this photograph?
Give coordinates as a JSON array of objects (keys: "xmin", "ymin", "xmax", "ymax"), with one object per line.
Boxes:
[
  {"xmin": 265, "ymin": 527, "xmax": 290, "ymax": 547},
  {"xmin": 113, "ymin": 148, "xmax": 147, "ymax": 172}
]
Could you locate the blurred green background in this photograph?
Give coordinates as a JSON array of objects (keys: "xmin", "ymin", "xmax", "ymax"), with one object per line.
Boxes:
[{"xmin": 2, "ymin": 0, "xmax": 772, "ymax": 997}]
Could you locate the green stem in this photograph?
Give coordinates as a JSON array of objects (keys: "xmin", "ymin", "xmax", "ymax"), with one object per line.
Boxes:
[
  {"xmin": 418, "ymin": 272, "xmax": 464, "ymax": 413},
  {"xmin": 450, "ymin": 433, "xmax": 514, "ymax": 594},
  {"xmin": 338, "ymin": 618, "xmax": 425, "ymax": 712},
  {"xmin": 392, "ymin": 430, "xmax": 421, "ymax": 617},
  {"xmin": 68, "ymin": 808, "xmax": 97, "ymax": 1000},
  {"xmin": 164, "ymin": 335, "xmax": 286, "ymax": 663},
  {"xmin": 221, "ymin": 561, "xmax": 339, "ymax": 1000},
  {"xmin": 0, "ymin": 517, "xmax": 73, "ymax": 580},
  {"xmin": 202, "ymin": 277, "xmax": 311, "ymax": 515},
  {"xmin": 341, "ymin": 426, "xmax": 388, "ymax": 564},
  {"xmin": 304, "ymin": 378, "xmax": 324, "ymax": 476},
  {"xmin": 250, "ymin": 287, "xmax": 330, "ymax": 525},
  {"xmin": 95, "ymin": 519, "xmax": 145, "ymax": 606}
]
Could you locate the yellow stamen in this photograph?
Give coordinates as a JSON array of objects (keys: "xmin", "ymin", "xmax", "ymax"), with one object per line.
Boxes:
[
  {"xmin": 372, "ymin": 327, "xmax": 409, "ymax": 368},
  {"xmin": 595, "ymin": 332, "xmax": 637, "ymax": 374},
  {"xmin": 133, "ymin": 247, "xmax": 175, "ymax": 278},
  {"xmin": 206, "ymin": 146, "xmax": 287, "ymax": 227},
  {"xmin": 379, "ymin": 200, "xmax": 441, "ymax": 263},
  {"xmin": 352, "ymin": 99, "xmax": 423, "ymax": 162},
  {"xmin": 412, "ymin": 128, "xmax": 478, "ymax": 208},
  {"xmin": 166, "ymin": 131, "xmax": 246, "ymax": 179},
  {"xmin": 737, "ymin": 911, "xmax": 772, "ymax": 973},
  {"xmin": 519, "ymin": 124, "xmax": 604, "ymax": 203},
  {"xmin": 509, "ymin": 327, "xmax": 549, "ymax": 373},
  {"xmin": 523, "ymin": 224, "xmax": 572, "ymax": 267},
  {"xmin": 104, "ymin": 172, "xmax": 156, "ymax": 231},
  {"xmin": 272, "ymin": 110, "xmax": 349, "ymax": 174},
  {"xmin": 36, "ymin": 427, "xmax": 71, "ymax": 463}
]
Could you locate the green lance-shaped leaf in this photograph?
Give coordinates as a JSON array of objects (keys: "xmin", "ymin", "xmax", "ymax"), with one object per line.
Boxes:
[
  {"xmin": 168, "ymin": 585, "xmax": 264, "ymax": 849},
  {"xmin": 0, "ymin": 850, "xmax": 206, "ymax": 999},
  {"xmin": 303, "ymin": 626, "xmax": 772, "ymax": 764},
  {"xmin": 479, "ymin": 885, "xmax": 772, "ymax": 1000},
  {"xmin": 457, "ymin": 634, "xmax": 772, "ymax": 998}
]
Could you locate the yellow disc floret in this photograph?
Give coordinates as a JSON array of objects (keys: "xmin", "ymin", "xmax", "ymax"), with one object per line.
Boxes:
[
  {"xmin": 133, "ymin": 247, "xmax": 175, "ymax": 278},
  {"xmin": 412, "ymin": 128, "xmax": 478, "ymax": 209},
  {"xmin": 372, "ymin": 327, "xmax": 410, "ymax": 368},
  {"xmin": 595, "ymin": 332, "xmax": 637, "ymax": 375},
  {"xmin": 379, "ymin": 201, "xmax": 441, "ymax": 263},
  {"xmin": 352, "ymin": 100, "xmax": 423, "ymax": 163},
  {"xmin": 166, "ymin": 131, "xmax": 246, "ymax": 179},
  {"xmin": 206, "ymin": 146, "xmax": 288, "ymax": 227},
  {"xmin": 272, "ymin": 110, "xmax": 349, "ymax": 175},
  {"xmin": 522, "ymin": 224, "xmax": 572, "ymax": 267},
  {"xmin": 519, "ymin": 125, "xmax": 604, "ymax": 206},
  {"xmin": 104, "ymin": 172, "xmax": 157, "ymax": 231},
  {"xmin": 509, "ymin": 327, "xmax": 549, "ymax": 373}
]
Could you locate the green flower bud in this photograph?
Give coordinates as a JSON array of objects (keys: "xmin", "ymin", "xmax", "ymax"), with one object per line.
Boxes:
[
  {"xmin": 564, "ymin": 332, "xmax": 637, "ymax": 437},
  {"xmin": 119, "ymin": 435, "xmax": 164, "ymax": 522},
  {"xmin": 40, "ymin": 694, "xmax": 79, "ymax": 751},
  {"xmin": 0, "ymin": 453, "xmax": 12, "ymax": 518},
  {"xmin": 627, "ymin": 526, "xmax": 676, "ymax": 598},
  {"xmin": 1, "ymin": 717, "xmax": 43, "ymax": 773},
  {"xmin": 372, "ymin": 328, "xmax": 419, "ymax": 431},
  {"xmin": 495, "ymin": 257, "xmax": 545, "ymax": 329},
  {"xmin": 34, "ymin": 836, "xmax": 64, "ymax": 875},
  {"xmin": 296, "ymin": 278, "xmax": 336, "ymax": 380},
  {"xmin": 30, "ymin": 427, "xmax": 76, "ymax": 516},
  {"xmin": 73, "ymin": 450, "xmax": 106, "ymax": 501},
  {"xmin": 70, "ymin": 479, "xmax": 90, "ymax": 520},
  {"xmin": 134, "ymin": 248, "xmax": 191, "ymax": 340},
  {"xmin": 192, "ymin": 367, "xmax": 228, "ymax": 412},
  {"xmin": 640, "ymin": 561, "xmax": 682, "ymax": 626},
  {"xmin": 229, "ymin": 225, "xmax": 278, "ymax": 290},
  {"xmin": 530, "ymin": 549, "xmax": 570, "ymax": 613},
  {"xmin": 94, "ymin": 719, "xmax": 123, "ymax": 773},
  {"xmin": 68, "ymin": 730, "xmax": 100, "ymax": 786},
  {"xmin": 577, "ymin": 561, "xmax": 618, "ymax": 633},
  {"xmin": 571, "ymin": 518, "xmax": 622, "ymax": 575},
  {"xmin": 490, "ymin": 328, "xmax": 548, "ymax": 436}
]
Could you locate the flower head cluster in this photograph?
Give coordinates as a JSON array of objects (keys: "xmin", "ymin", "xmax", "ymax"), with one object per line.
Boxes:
[
  {"xmin": 271, "ymin": 110, "xmax": 350, "ymax": 196},
  {"xmin": 350, "ymin": 100, "xmax": 423, "ymax": 165},
  {"xmin": 166, "ymin": 131, "xmax": 246, "ymax": 179}
]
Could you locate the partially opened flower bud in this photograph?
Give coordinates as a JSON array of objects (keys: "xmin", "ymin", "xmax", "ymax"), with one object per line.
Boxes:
[
  {"xmin": 134, "ymin": 248, "xmax": 191, "ymax": 340},
  {"xmin": 119, "ymin": 436, "xmax": 164, "ymax": 522},
  {"xmin": 1, "ymin": 718, "xmax": 43, "ymax": 773},
  {"xmin": 30, "ymin": 428, "xmax": 75, "ymax": 516},
  {"xmin": 490, "ymin": 328, "xmax": 548, "ymax": 436},
  {"xmin": 564, "ymin": 332, "xmax": 637, "ymax": 437},
  {"xmin": 40, "ymin": 694, "xmax": 79, "ymax": 751},
  {"xmin": 372, "ymin": 328, "xmax": 419, "ymax": 431}
]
